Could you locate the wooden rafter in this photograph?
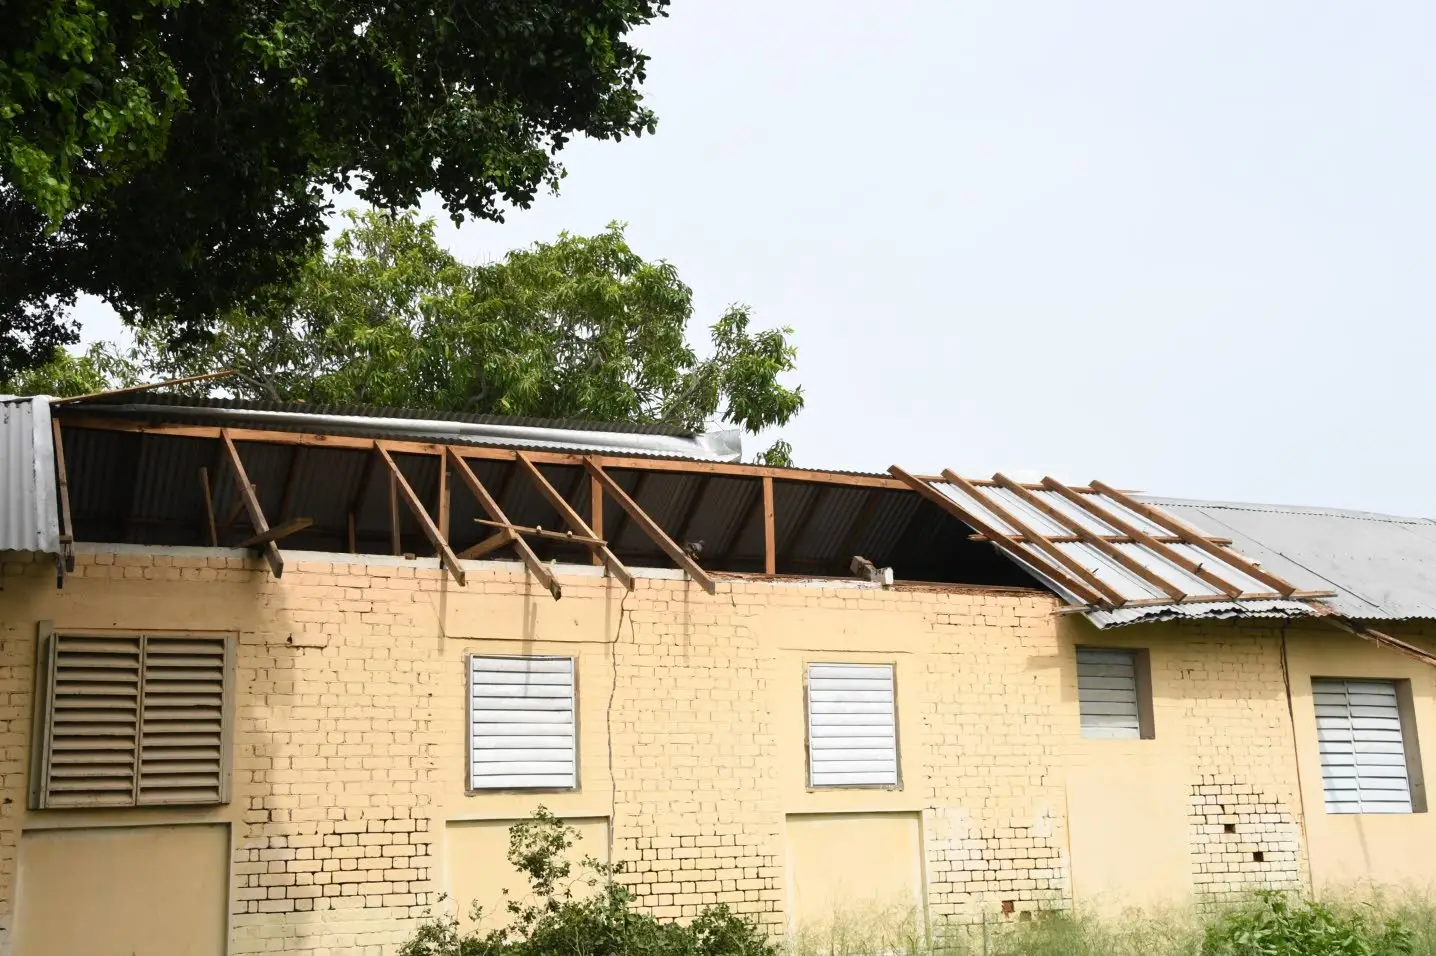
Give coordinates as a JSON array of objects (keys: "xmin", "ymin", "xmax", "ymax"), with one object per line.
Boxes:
[
  {"xmin": 589, "ymin": 472, "xmax": 604, "ymax": 566},
  {"xmin": 198, "ymin": 466, "xmax": 218, "ymax": 547},
  {"xmin": 762, "ymin": 476, "xmax": 776, "ymax": 576},
  {"xmin": 889, "ymin": 466, "xmax": 1107, "ymax": 607},
  {"xmin": 942, "ymin": 469, "xmax": 1126, "ymax": 607},
  {"xmin": 376, "ymin": 445, "xmax": 466, "ymax": 585},
  {"xmin": 460, "ymin": 530, "xmax": 517, "ymax": 561},
  {"xmin": 1324, "ymin": 618, "xmax": 1436, "ymax": 669},
  {"xmin": 236, "ymin": 517, "xmax": 314, "ymax": 549},
  {"xmin": 1040, "ymin": 477, "xmax": 1245, "ymax": 599},
  {"xmin": 514, "ymin": 452, "xmax": 633, "ymax": 590},
  {"xmin": 474, "ymin": 517, "xmax": 606, "ymax": 545},
  {"xmin": 1089, "ymin": 480, "xmax": 1298, "ymax": 597},
  {"xmin": 219, "ymin": 430, "xmax": 282, "ymax": 577},
  {"xmin": 49, "ymin": 369, "xmax": 237, "ymax": 405},
  {"xmin": 969, "ymin": 533, "xmax": 1233, "ymax": 546},
  {"xmin": 585, "ymin": 457, "xmax": 715, "ymax": 594},
  {"xmin": 50, "ymin": 418, "xmax": 75, "ymax": 572},
  {"xmin": 991, "ymin": 473, "xmax": 1186, "ymax": 602},
  {"xmin": 448, "ymin": 448, "xmax": 559, "ymax": 599}
]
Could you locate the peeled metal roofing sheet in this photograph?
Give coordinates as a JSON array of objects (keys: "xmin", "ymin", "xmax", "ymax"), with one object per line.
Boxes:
[
  {"xmin": 1139, "ymin": 497, "xmax": 1436, "ymax": 621},
  {"xmin": 0, "ymin": 397, "xmax": 59, "ymax": 554}
]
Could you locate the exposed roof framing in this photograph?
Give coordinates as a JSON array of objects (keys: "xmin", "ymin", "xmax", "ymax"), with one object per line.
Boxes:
[{"xmin": 890, "ymin": 466, "xmax": 1337, "ymax": 622}]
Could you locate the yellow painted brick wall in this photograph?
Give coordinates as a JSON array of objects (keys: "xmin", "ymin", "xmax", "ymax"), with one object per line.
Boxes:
[{"xmin": 3, "ymin": 547, "xmax": 1436, "ymax": 954}]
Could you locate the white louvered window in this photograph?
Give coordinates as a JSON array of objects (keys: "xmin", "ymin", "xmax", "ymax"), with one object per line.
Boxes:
[
  {"xmin": 1313, "ymin": 678, "xmax": 1419, "ymax": 814},
  {"xmin": 1077, "ymin": 647, "xmax": 1150, "ymax": 740},
  {"xmin": 469, "ymin": 656, "xmax": 577, "ymax": 791},
  {"xmin": 806, "ymin": 663, "xmax": 898, "ymax": 788},
  {"xmin": 31, "ymin": 632, "xmax": 233, "ymax": 809}
]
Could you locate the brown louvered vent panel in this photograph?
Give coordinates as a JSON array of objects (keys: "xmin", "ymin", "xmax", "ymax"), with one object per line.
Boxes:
[
  {"xmin": 139, "ymin": 637, "xmax": 226, "ymax": 805},
  {"xmin": 46, "ymin": 636, "xmax": 142, "ymax": 807},
  {"xmin": 35, "ymin": 633, "xmax": 231, "ymax": 809}
]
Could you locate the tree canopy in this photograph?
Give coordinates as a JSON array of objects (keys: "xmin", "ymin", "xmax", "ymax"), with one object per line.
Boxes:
[
  {"xmin": 8, "ymin": 212, "xmax": 804, "ymax": 463},
  {"xmin": 0, "ymin": 0, "xmax": 669, "ymax": 380}
]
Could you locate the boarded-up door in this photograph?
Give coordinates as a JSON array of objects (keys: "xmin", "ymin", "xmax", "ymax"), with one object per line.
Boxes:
[{"xmin": 16, "ymin": 823, "xmax": 229, "ymax": 956}]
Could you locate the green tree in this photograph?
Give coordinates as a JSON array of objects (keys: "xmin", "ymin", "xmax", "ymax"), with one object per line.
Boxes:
[
  {"xmin": 12, "ymin": 211, "xmax": 804, "ymax": 462},
  {"xmin": 0, "ymin": 0, "xmax": 670, "ymax": 380}
]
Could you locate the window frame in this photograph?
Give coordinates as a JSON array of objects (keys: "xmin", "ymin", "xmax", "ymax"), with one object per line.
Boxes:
[
  {"xmin": 29, "ymin": 622, "xmax": 237, "ymax": 810},
  {"xmin": 465, "ymin": 653, "xmax": 580, "ymax": 794},
  {"xmin": 803, "ymin": 660, "xmax": 902, "ymax": 791},
  {"xmin": 1075, "ymin": 645, "xmax": 1155, "ymax": 741}
]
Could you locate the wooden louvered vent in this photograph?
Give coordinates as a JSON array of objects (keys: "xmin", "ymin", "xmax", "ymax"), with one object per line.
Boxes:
[{"xmin": 33, "ymin": 633, "xmax": 232, "ymax": 809}]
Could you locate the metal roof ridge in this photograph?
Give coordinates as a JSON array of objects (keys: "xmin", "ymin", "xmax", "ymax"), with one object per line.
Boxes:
[{"xmin": 1136, "ymin": 495, "xmax": 1436, "ymax": 526}]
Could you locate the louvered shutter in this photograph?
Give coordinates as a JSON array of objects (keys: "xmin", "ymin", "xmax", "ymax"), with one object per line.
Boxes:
[
  {"xmin": 34, "ymin": 633, "xmax": 231, "ymax": 809},
  {"xmin": 806, "ymin": 663, "xmax": 898, "ymax": 787},
  {"xmin": 469, "ymin": 656, "xmax": 576, "ymax": 790},
  {"xmin": 1077, "ymin": 647, "xmax": 1141, "ymax": 740},
  {"xmin": 1313, "ymin": 678, "xmax": 1413, "ymax": 814},
  {"xmin": 139, "ymin": 637, "xmax": 229, "ymax": 805}
]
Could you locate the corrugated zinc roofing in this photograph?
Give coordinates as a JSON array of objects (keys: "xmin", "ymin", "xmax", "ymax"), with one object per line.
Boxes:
[
  {"xmin": 0, "ymin": 397, "xmax": 59, "ymax": 555},
  {"xmin": 1137, "ymin": 497, "xmax": 1436, "ymax": 621}
]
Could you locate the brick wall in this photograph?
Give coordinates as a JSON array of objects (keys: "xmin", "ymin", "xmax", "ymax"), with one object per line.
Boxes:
[{"xmin": 3, "ymin": 548, "xmax": 1432, "ymax": 954}]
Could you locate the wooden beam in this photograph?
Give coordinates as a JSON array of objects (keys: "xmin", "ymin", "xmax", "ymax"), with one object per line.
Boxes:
[
  {"xmin": 585, "ymin": 457, "xmax": 715, "ymax": 594},
  {"xmin": 50, "ymin": 418, "xmax": 75, "ymax": 570},
  {"xmin": 388, "ymin": 467, "xmax": 401, "ymax": 556},
  {"xmin": 762, "ymin": 476, "xmax": 776, "ymax": 576},
  {"xmin": 437, "ymin": 457, "xmax": 450, "ymax": 543},
  {"xmin": 1089, "ymin": 480, "xmax": 1298, "ymax": 597},
  {"xmin": 991, "ymin": 473, "xmax": 1186, "ymax": 602},
  {"xmin": 832, "ymin": 488, "xmax": 883, "ymax": 573},
  {"xmin": 1041, "ymin": 477, "xmax": 1244, "ymax": 599},
  {"xmin": 219, "ymin": 430, "xmax": 282, "ymax": 577},
  {"xmin": 474, "ymin": 518, "xmax": 606, "ymax": 546},
  {"xmin": 514, "ymin": 452, "xmax": 633, "ymax": 590},
  {"xmin": 376, "ymin": 445, "xmax": 466, "ymax": 586},
  {"xmin": 1324, "ymin": 618, "xmax": 1436, "ymax": 668},
  {"xmin": 236, "ymin": 517, "xmax": 314, "ymax": 549},
  {"xmin": 888, "ymin": 466, "xmax": 1106, "ymax": 607},
  {"xmin": 346, "ymin": 451, "xmax": 376, "ymax": 554},
  {"xmin": 59, "ymin": 416, "xmax": 911, "ymax": 490},
  {"xmin": 198, "ymin": 467, "xmax": 218, "ymax": 547},
  {"xmin": 969, "ymin": 533, "xmax": 1233, "ymax": 546},
  {"xmin": 589, "ymin": 473, "xmax": 604, "ymax": 566},
  {"xmin": 1053, "ymin": 589, "xmax": 1339, "ymax": 615},
  {"xmin": 459, "ymin": 529, "xmax": 517, "ymax": 561},
  {"xmin": 448, "ymin": 448, "xmax": 560, "ymax": 599},
  {"xmin": 941, "ymin": 469, "xmax": 1126, "ymax": 607},
  {"xmin": 49, "ymin": 369, "xmax": 237, "ymax": 405}
]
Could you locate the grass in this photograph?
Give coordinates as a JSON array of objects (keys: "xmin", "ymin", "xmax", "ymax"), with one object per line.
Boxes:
[{"xmin": 786, "ymin": 889, "xmax": 1436, "ymax": 956}]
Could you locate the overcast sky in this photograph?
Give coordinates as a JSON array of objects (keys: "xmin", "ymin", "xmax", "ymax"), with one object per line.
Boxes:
[{"xmin": 78, "ymin": 1, "xmax": 1436, "ymax": 516}]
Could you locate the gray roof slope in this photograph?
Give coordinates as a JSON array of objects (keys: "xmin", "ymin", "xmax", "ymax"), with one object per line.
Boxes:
[
  {"xmin": 0, "ymin": 396, "xmax": 60, "ymax": 554},
  {"xmin": 1137, "ymin": 496, "xmax": 1436, "ymax": 621}
]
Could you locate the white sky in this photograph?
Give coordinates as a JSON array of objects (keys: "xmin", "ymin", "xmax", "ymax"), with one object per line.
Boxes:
[{"xmin": 76, "ymin": 1, "xmax": 1436, "ymax": 516}]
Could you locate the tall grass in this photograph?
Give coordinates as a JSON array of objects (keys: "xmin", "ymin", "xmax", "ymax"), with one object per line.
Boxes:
[{"xmin": 787, "ymin": 890, "xmax": 1436, "ymax": 956}]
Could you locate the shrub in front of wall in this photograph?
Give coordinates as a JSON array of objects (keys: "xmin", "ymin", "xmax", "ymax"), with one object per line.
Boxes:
[
  {"xmin": 398, "ymin": 808, "xmax": 777, "ymax": 956},
  {"xmin": 1200, "ymin": 891, "xmax": 1414, "ymax": 956}
]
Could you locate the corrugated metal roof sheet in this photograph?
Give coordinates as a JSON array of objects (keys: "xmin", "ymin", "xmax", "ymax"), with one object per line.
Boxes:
[
  {"xmin": 0, "ymin": 397, "xmax": 59, "ymax": 554},
  {"xmin": 67, "ymin": 398, "xmax": 742, "ymax": 462},
  {"xmin": 1138, "ymin": 497, "xmax": 1436, "ymax": 621}
]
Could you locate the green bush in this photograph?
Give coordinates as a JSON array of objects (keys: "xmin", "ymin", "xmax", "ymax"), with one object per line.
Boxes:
[
  {"xmin": 1201, "ymin": 891, "xmax": 1413, "ymax": 956},
  {"xmin": 398, "ymin": 809, "xmax": 777, "ymax": 956}
]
